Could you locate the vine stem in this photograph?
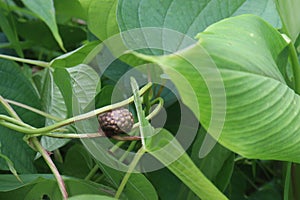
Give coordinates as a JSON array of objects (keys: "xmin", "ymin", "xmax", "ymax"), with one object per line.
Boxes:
[
  {"xmin": 284, "ymin": 162, "xmax": 292, "ymax": 200},
  {"xmin": 30, "ymin": 137, "xmax": 68, "ymax": 200},
  {"xmin": 114, "ymin": 147, "xmax": 146, "ymax": 199},
  {"xmin": 84, "ymin": 165, "xmax": 99, "ymax": 181},
  {"xmin": 0, "ymin": 97, "xmax": 162, "ymax": 140},
  {"xmin": 0, "ymin": 97, "xmax": 68, "ymax": 199},
  {"xmin": 0, "ymin": 54, "xmax": 50, "ymax": 68},
  {"xmin": 0, "ymin": 83, "xmax": 152, "ymax": 135},
  {"xmin": 0, "ymin": 96, "xmax": 21, "ymax": 121},
  {"xmin": 5, "ymin": 98, "xmax": 62, "ymax": 121}
]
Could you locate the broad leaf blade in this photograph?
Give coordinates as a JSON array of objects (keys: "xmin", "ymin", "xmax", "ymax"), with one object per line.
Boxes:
[
  {"xmin": 21, "ymin": 0, "xmax": 65, "ymax": 51},
  {"xmin": 133, "ymin": 15, "xmax": 300, "ymax": 163},
  {"xmin": 53, "ymin": 68, "xmax": 73, "ymax": 117},
  {"xmin": 88, "ymin": 0, "xmax": 119, "ymax": 41},
  {"xmin": 0, "ymin": 8, "xmax": 23, "ymax": 57},
  {"xmin": 0, "ymin": 59, "xmax": 43, "ymax": 173},
  {"xmin": 67, "ymin": 64, "xmax": 100, "ymax": 110},
  {"xmin": 117, "ymin": 0, "xmax": 279, "ymax": 56},
  {"xmin": 50, "ymin": 41, "xmax": 101, "ymax": 68},
  {"xmin": 118, "ymin": 0, "xmax": 245, "ymax": 38},
  {"xmin": 97, "ymin": 163, "xmax": 158, "ymax": 200},
  {"xmin": 0, "ymin": 174, "xmax": 114, "ymax": 199},
  {"xmin": 38, "ymin": 69, "xmax": 69, "ymax": 151}
]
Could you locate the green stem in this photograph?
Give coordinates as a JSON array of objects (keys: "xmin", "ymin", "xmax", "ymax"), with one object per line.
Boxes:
[
  {"xmin": 84, "ymin": 165, "xmax": 99, "ymax": 181},
  {"xmin": 0, "ymin": 94, "xmax": 161, "ymax": 140},
  {"xmin": 115, "ymin": 148, "xmax": 146, "ymax": 199},
  {"xmin": 0, "ymin": 96, "xmax": 21, "ymax": 121},
  {"xmin": 131, "ymin": 77, "xmax": 149, "ymax": 147},
  {"xmin": 0, "ymin": 114, "xmax": 32, "ymax": 128},
  {"xmin": 288, "ymin": 42, "xmax": 300, "ymax": 94},
  {"xmin": 284, "ymin": 162, "xmax": 292, "ymax": 200},
  {"xmin": 44, "ymin": 132, "xmax": 102, "ymax": 139},
  {"xmin": 5, "ymin": 99, "xmax": 62, "ymax": 121},
  {"xmin": 31, "ymin": 137, "xmax": 68, "ymax": 200},
  {"xmin": 0, "ymin": 93, "xmax": 67, "ymax": 199},
  {"xmin": 143, "ymin": 90, "xmax": 151, "ymax": 116},
  {"xmin": 109, "ymin": 141, "xmax": 126, "ymax": 153},
  {"xmin": 94, "ymin": 174, "xmax": 105, "ymax": 183},
  {"xmin": 0, "ymin": 97, "xmax": 161, "ymax": 140},
  {"xmin": 0, "ymin": 121, "xmax": 34, "ymax": 133},
  {"xmin": 53, "ymin": 149, "xmax": 63, "ymax": 163},
  {"xmin": 119, "ymin": 141, "xmax": 138, "ymax": 162},
  {"xmin": 0, "ymin": 83, "xmax": 152, "ymax": 135},
  {"xmin": 0, "ymin": 54, "xmax": 50, "ymax": 68}
]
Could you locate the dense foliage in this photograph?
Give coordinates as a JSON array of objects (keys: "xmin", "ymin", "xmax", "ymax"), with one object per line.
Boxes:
[{"xmin": 0, "ymin": 0, "xmax": 300, "ymax": 200}]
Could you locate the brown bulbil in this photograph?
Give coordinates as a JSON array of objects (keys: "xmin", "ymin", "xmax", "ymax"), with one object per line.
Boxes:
[{"xmin": 98, "ymin": 108, "xmax": 134, "ymax": 136}]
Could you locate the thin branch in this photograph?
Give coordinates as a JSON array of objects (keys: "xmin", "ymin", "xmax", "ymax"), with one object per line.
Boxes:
[
  {"xmin": 0, "ymin": 54, "xmax": 49, "ymax": 68},
  {"xmin": 5, "ymin": 99, "xmax": 62, "ymax": 121},
  {"xmin": 115, "ymin": 148, "xmax": 146, "ymax": 198},
  {"xmin": 0, "ymin": 96, "xmax": 21, "ymax": 121},
  {"xmin": 0, "ymin": 82, "xmax": 153, "ymax": 135},
  {"xmin": 31, "ymin": 137, "xmax": 68, "ymax": 200}
]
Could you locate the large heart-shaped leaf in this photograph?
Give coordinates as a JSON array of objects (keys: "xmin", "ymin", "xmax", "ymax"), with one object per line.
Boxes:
[
  {"xmin": 133, "ymin": 15, "xmax": 300, "ymax": 163},
  {"xmin": 118, "ymin": 0, "xmax": 245, "ymax": 38},
  {"xmin": 117, "ymin": 0, "xmax": 282, "ymax": 56}
]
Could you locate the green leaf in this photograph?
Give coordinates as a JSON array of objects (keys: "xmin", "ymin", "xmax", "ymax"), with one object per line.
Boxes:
[
  {"xmin": 62, "ymin": 144, "xmax": 94, "ymax": 179},
  {"xmin": 234, "ymin": 0, "xmax": 281, "ymax": 28},
  {"xmin": 67, "ymin": 64, "xmax": 100, "ymax": 109},
  {"xmin": 117, "ymin": 0, "xmax": 246, "ymax": 55},
  {"xmin": 50, "ymin": 41, "xmax": 101, "ymax": 68},
  {"xmin": 145, "ymin": 129, "xmax": 228, "ymax": 200},
  {"xmin": 95, "ymin": 85, "xmax": 114, "ymax": 108},
  {"xmin": 97, "ymin": 163, "xmax": 158, "ymax": 200},
  {"xmin": 0, "ymin": 150, "xmax": 20, "ymax": 182},
  {"xmin": 0, "ymin": 174, "xmax": 115, "ymax": 199},
  {"xmin": 146, "ymin": 168, "xmax": 183, "ymax": 200},
  {"xmin": 133, "ymin": 15, "xmax": 300, "ymax": 163},
  {"xmin": 68, "ymin": 194, "xmax": 117, "ymax": 200},
  {"xmin": 0, "ymin": 59, "xmax": 43, "ymax": 173},
  {"xmin": 190, "ymin": 127, "xmax": 234, "ymax": 192},
  {"xmin": 54, "ymin": 64, "xmax": 99, "ymax": 117},
  {"xmin": 0, "ymin": 7, "xmax": 23, "ymax": 57},
  {"xmin": 88, "ymin": 0, "xmax": 119, "ymax": 41},
  {"xmin": 116, "ymin": 0, "xmax": 285, "ymax": 63},
  {"xmin": 54, "ymin": 0, "xmax": 86, "ymax": 23},
  {"xmin": 119, "ymin": 0, "xmax": 246, "ymax": 37},
  {"xmin": 248, "ymin": 181, "xmax": 281, "ymax": 200},
  {"xmin": 274, "ymin": 0, "xmax": 300, "ymax": 42},
  {"xmin": 15, "ymin": 20, "xmax": 60, "ymax": 51},
  {"xmin": 39, "ymin": 69, "xmax": 69, "ymax": 151},
  {"xmin": 53, "ymin": 68, "xmax": 73, "ymax": 117},
  {"xmin": 21, "ymin": 0, "xmax": 65, "ymax": 51}
]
